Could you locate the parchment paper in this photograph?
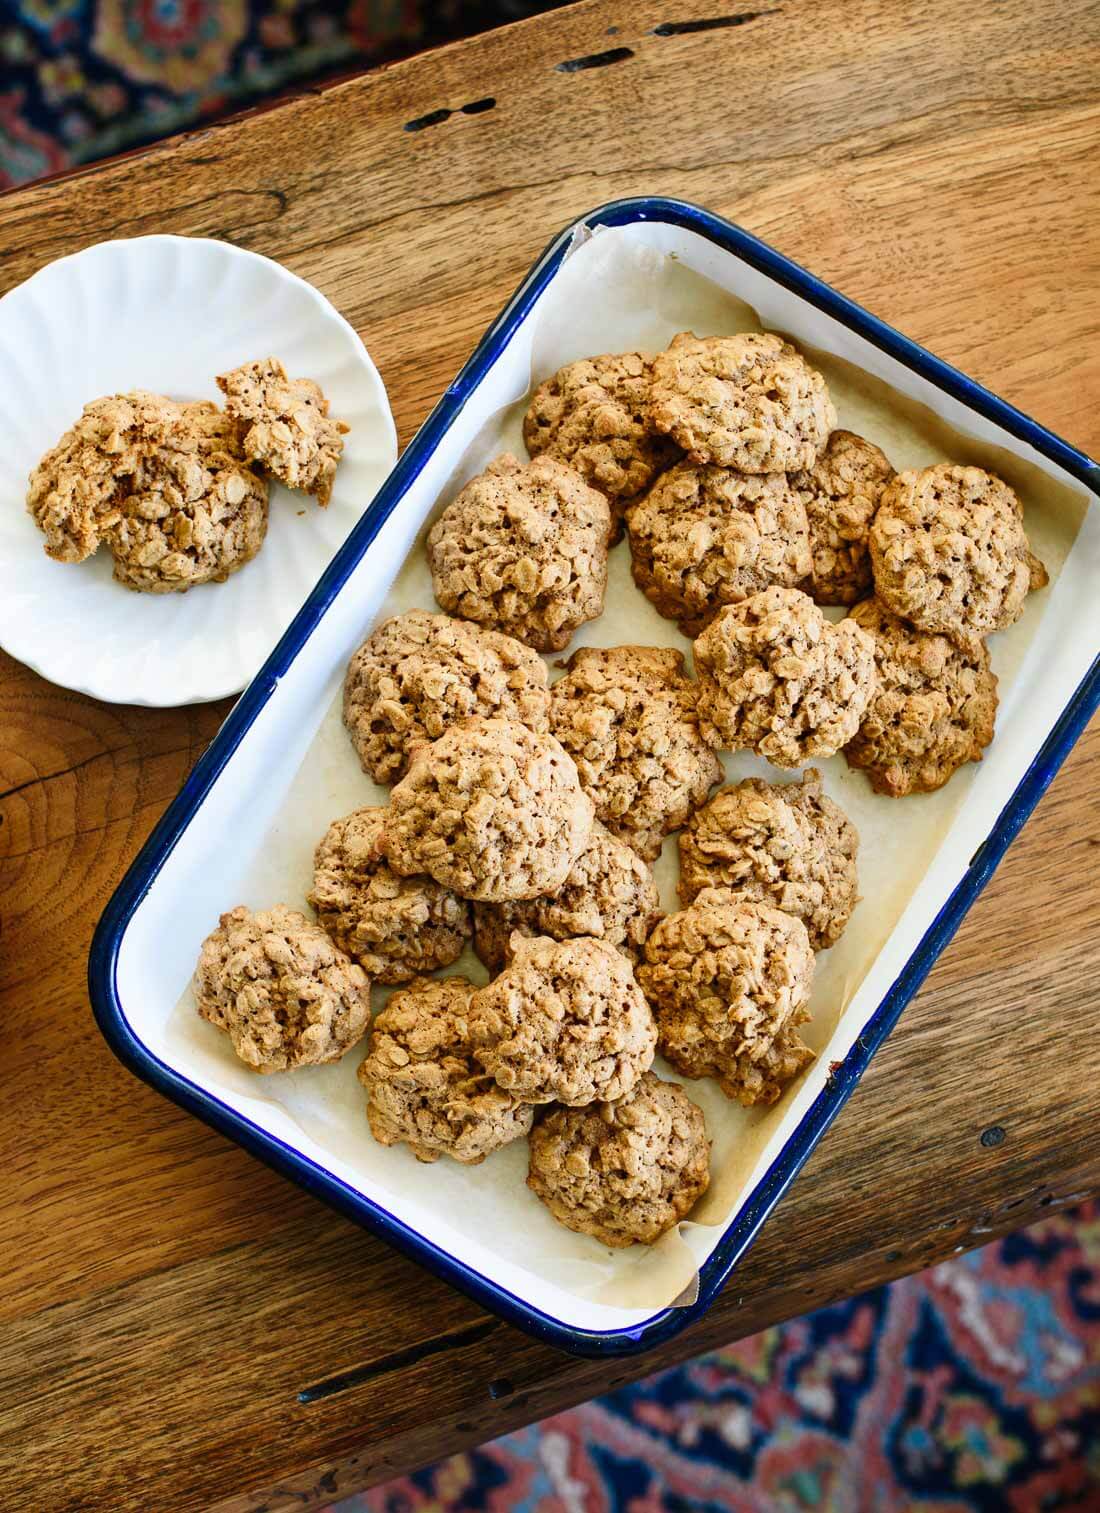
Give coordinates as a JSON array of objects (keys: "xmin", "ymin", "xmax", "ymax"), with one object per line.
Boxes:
[{"xmin": 164, "ymin": 228, "xmax": 1088, "ymax": 1313}]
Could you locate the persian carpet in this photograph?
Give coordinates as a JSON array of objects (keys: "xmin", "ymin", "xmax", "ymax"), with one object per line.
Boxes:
[{"xmin": 332, "ymin": 1200, "xmax": 1100, "ymax": 1512}]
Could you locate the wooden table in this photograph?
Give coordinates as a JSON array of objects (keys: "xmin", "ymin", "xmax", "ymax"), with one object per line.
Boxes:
[{"xmin": 2, "ymin": 1, "xmax": 1099, "ymax": 1507}]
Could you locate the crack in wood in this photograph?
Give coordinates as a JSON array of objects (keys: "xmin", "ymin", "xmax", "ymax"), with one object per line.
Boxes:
[
  {"xmin": 556, "ymin": 47, "xmax": 635, "ymax": 73},
  {"xmin": 404, "ymin": 98, "xmax": 497, "ymax": 132},
  {"xmin": 298, "ymin": 1318, "xmax": 501, "ymax": 1403},
  {"xmin": 651, "ymin": 10, "xmax": 780, "ymax": 36}
]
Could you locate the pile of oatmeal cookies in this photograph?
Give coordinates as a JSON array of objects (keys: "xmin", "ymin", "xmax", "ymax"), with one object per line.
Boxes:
[
  {"xmin": 194, "ymin": 328, "xmax": 1047, "ymax": 1250},
  {"xmin": 26, "ymin": 357, "xmax": 347, "ymax": 592}
]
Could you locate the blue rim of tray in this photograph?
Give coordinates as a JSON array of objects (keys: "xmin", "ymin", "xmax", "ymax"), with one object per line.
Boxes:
[{"xmin": 89, "ymin": 197, "xmax": 1100, "ymax": 1359}]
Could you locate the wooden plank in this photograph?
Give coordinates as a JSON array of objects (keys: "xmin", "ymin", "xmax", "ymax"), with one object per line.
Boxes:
[{"xmin": 1, "ymin": 0, "xmax": 1098, "ymax": 1507}]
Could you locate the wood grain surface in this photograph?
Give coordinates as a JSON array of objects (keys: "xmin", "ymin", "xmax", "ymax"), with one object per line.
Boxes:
[{"xmin": 2, "ymin": 1, "xmax": 1099, "ymax": 1508}]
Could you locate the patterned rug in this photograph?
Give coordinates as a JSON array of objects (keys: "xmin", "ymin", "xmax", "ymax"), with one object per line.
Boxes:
[
  {"xmin": 0, "ymin": 0, "xmax": 571, "ymax": 189},
  {"xmin": 331, "ymin": 1201, "xmax": 1100, "ymax": 1512}
]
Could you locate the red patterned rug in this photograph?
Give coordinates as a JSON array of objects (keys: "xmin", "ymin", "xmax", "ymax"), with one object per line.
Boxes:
[{"xmin": 331, "ymin": 1201, "xmax": 1100, "ymax": 1512}]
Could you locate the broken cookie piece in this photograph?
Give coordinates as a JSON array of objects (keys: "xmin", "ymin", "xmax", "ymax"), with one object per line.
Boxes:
[{"xmin": 217, "ymin": 356, "xmax": 349, "ymax": 506}]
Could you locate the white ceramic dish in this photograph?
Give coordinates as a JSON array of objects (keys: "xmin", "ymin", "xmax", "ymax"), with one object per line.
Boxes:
[
  {"xmin": 90, "ymin": 201, "xmax": 1100, "ymax": 1356},
  {"xmin": 0, "ymin": 235, "xmax": 397, "ymax": 705}
]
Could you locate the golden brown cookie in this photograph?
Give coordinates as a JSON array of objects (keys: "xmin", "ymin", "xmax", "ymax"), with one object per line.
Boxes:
[
  {"xmin": 693, "ymin": 587, "xmax": 877, "ymax": 766},
  {"xmin": 217, "ymin": 356, "xmax": 348, "ymax": 506},
  {"xmin": 26, "ymin": 392, "xmax": 268, "ymax": 591},
  {"xmin": 869, "ymin": 464, "xmax": 1047, "ymax": 640},
  {"xmin": 380, "ymin": 716, "xmax": 594, "ymax": 902},
  {"xmin": 308, "ymin": 806, "xmax": 470, "ymax": 984},
  {"xmin": 843, "ymin": 597, "xmax": 998, "ymax": 797},
  {"xmin": 427, "ymin": 453, "xmax": 611, "ymax": 653},
  {"xmin": 649, "ymin": 331, "xmax": 836, "ymax": 473},
  {"xmin": 526, "ymin": 1071, "xmax": 710, "ymax": 1247},
  {"xmin": 678, "ymin": 770, "xmax": 858, "ymax": 951},
  {"xmin": 472, "ymin": 819, "xmax": 661, "ymax": 972},
  {"xmin": 193, "ymin": 904, "xmax": 370, "ymax": 1073},
  {"xmin": 523, "ymin": 351, "xmax": 680, "ymax": 542},
  {"xmin": 625, "ymin": 460, "xmax": 812, "ymax": 637},
  {"xmin": 357, "ymin": 976, "xmax": 534, "ymax": 1164},
  {"xmin": 790, "ymin": 429, "xmax": 895, "ymax": 606},
  {"xmin": 549, "ymin": 645, "xmax": 722, "ymax": 861},
  {"xmin": 469, "ymin": 934, "xmax": 657, "ymax": 1106},
  {"xmin": 27, "ymin": 391, "xmax": 164, "ymax": 562},
  {"xmin": 106, "ymin": 402, "xmax": 268, "ymax": 593},
  {"xmin": 637, "ymin": 888, "xmax": 815, "ymax": 1106},
  {"xmin": 342, "ymin": 610, "xmax": 551, "ymax": 786}
]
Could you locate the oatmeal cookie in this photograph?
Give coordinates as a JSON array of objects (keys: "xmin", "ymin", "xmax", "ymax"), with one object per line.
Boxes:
[
  {"xmin": 637, "ymin": 888, "xmax": 815, "ymax": 1106},
  {"xmin": 843, "ymin": 597, "xmax": 998, "ymax": 796},
  {"xmin": 527, "ymin": 1071, "xmax": 710, "ymax": 1247},
  {"xmin": 523, "ymin": 351, "xmax": 679, "ymax": 541},
  {"xmin": 626, "ymin": 460, "xmax": 812, "ymax": 637},
  {"xmin": 426, "ymin": 453, "xmax": 611, "ymax": 653},
  {"xmin": 649, "ymin": 331, "xmax": 836, "ymax": 473},
  {"xmin": 470, "ymin": 934, "xmax": 657, "ymax": 1106},
  {"xmin": 193, "ymin": 904, "xmax": 370, "ymax": 1073},
  {"xmin": 549, "ymin": 645, "xmax": 722, "ymax": 861},
  {"xmin": 357, "ymin": 976, "xmax": 533, "ymax": 1164},
  {"xmin": 869, "ymin": 464, "xmax": 1048, "ymax": 640},
  {"xmin": 380, "ymin": 716, "xmax": 594, "ymax": 902},
  {"xmin": 790, "ymin": 429, "xmax": 895, "ymax": 605},
  {"xmin": 27, "ymin": 391, "xmax": 166, "ymax": 562},
  {"xmin": 472, "ymin": 819, "xmax": 661, "ymax": 972},
  {"xmin": 693, "ymin": 587, "xmax": 876, "ymax": 765},
  {"xmin": 343, "ymin": 610, "xmax": 551, "ymax": 785},
  {"xmin": 217, "ymin": 356, "xmax": 348, "ymax": 506},
  {"xmin": 106, "ymin": 402, "xmax": 268, "ymax": 592},
  {"xmin": 678, "ymin": 770, "xmax": 858, "ymax": 950},
  {"xmin": 308, "ymin": 806, "xmax": 470, "ymax": 984}
]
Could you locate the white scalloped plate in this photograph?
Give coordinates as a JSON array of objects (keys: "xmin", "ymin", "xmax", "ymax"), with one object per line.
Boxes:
[{"xmin": 0, "ymin": 235, "xmax": 397, "ymax": 705}]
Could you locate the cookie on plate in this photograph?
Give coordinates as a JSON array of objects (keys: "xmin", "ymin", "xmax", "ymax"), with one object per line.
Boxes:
[
  {"xmin": 27, "ymin": 390, "xmax": 169, "ymax": 562},
  {"xmin": 308, "ymin": 806, "xmax": 470, "ymax": 983},
  {"xmin": 678, "ymin": 770, "xmax": 858, "ymax": 951},
  {"xmin": 637, "ymin": 888, "xmax": 815, "ymax": 1106},
  {"xmin": 523, "ymin": 351, "xmax": 679, "ymax": 542},
  {"xmin": 626, "ymin": 460, "xmax": 812, "ymax": 638},
  {"xmin": 470, "ymin": 934, "xmax": 657, "ymax": 1106},
  {"xmin": 27, "ymin": 392, "xmax": 269, "ymax": 591},
  {"xmin": 357, "ymin": 975, "xmax": 534, "ymax": 1164},
  {"xmin": 193, "ymin": 904, "xmax": 370, "ymax": 1073},
  {"xmin": 217, "ymin": 356, "xmax": 348, "ymax": 506},
  {"xmin": 693, "ymin": 587, "xmax": 876, "ymax": 766},
  {"xmin": 427, "ymin": 453, "xmax": 611, "ymax": 653},
  {"xmin": 549, "ymin": 644, "xmax": 722, "ymax": 861},
  {"xmin": 649, "ymin": 331, "xmax": 836, "ymax": 473},
  {"xmin": 342, "ymin": 610, "xmax": 551, "ymax": 786},
  {"xmin": 106, "ymin": 402, "xmax": 269, "ymax": 593},
  {"xmin": 527, "ymin": 1071, "xmax": 710, "ymax": 1247},
  {"xmin": 380, "ymin": 716, "xmax": 594, "ymax": 902},
  {"xmin": 472, "ymin": 819, "xmax": 661, "ymax": 972},
  {"xmin": 869, "ymin": 463, "xmax": 1048, "ymax": 640},
  {"xmin": 843, "ymin": 597, "xmax": 998, "ymax": 796},
  {"xmin": 790, "ymin": 429, "xmax": 895, "ymax": 606}
]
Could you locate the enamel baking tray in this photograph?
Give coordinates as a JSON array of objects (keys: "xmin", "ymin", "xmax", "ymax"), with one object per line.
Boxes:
[{"xmin": 89, "ymin": 199, "xmax": 1100, "ymax": 1357}]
